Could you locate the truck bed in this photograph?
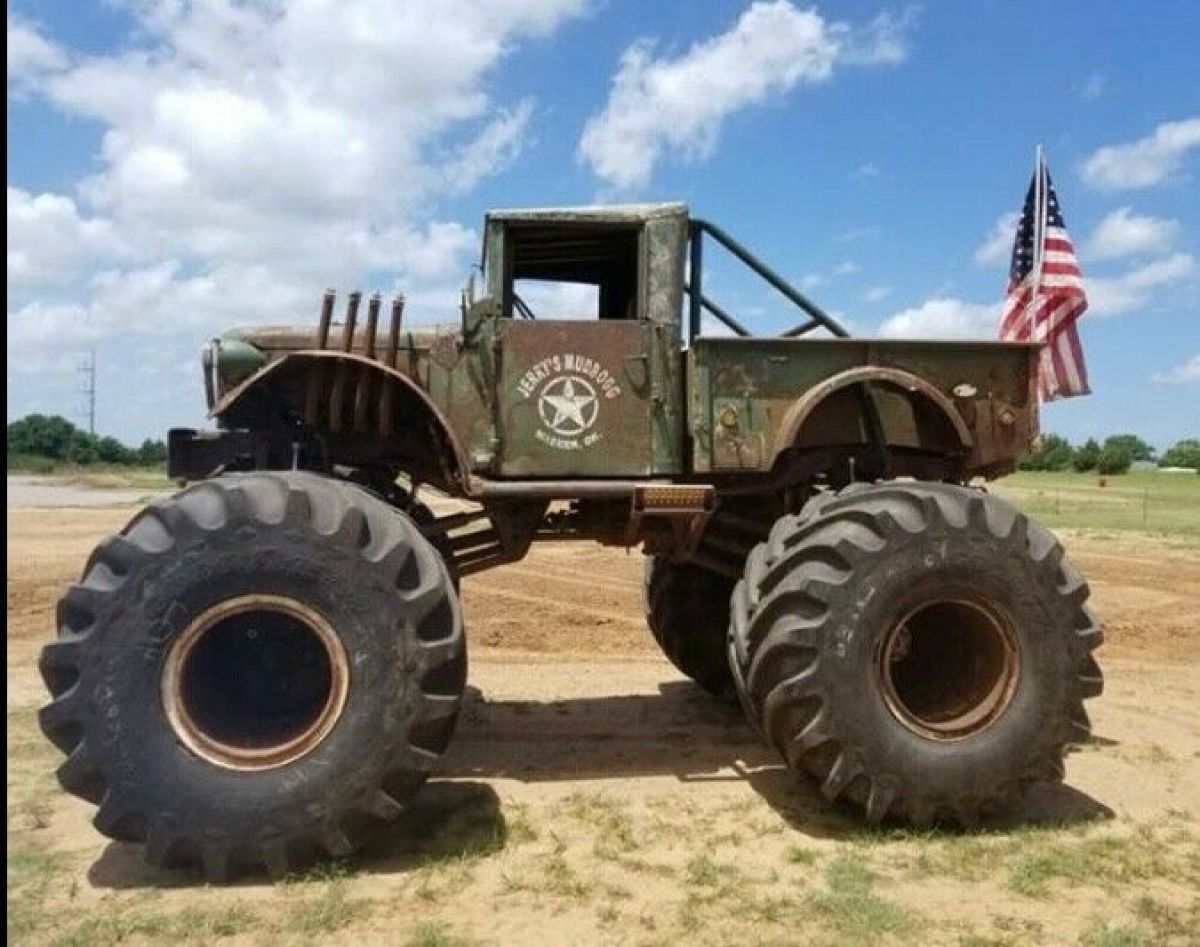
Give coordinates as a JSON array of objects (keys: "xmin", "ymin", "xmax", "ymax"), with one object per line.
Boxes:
[{"xmin": 688, "ymin": 337, "xmax": 1040, "ymax": 479}]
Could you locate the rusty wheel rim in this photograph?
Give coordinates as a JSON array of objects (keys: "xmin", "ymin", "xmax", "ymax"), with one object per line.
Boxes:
[
  {"xmin": 162, "ymin": 594, "xmax": 349, "ymax": 771},
  {"xmin": 877, "ymin": 597, "xmax": 1020, "ymax": 742}
]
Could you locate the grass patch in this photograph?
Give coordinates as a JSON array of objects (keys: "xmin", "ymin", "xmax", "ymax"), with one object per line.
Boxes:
[
  {"xmin": 730, "ymin": 893, "xmax": 806, "ymax": 925},
  {"xmin": 902, "ymin": 832, "xmax": 1011, "ymax": 882},
  {"xmin": 501, "ymin": 846, "xmax": 629, "ymax": 906},
  {"xmin": 404, "ymin": 921, "xmax": 479, "ymax": 946},
  {"xmin": 50, "ymin": 901, "xmax": 258, "ymax": 946},
  {"xmin": 1131, "ymin": 894, "xmax": 1200, "ymax": 943},
  {"xmin": 8, "ymin": 452, "xmax": 60, "ymax": 474},
  {"xmin": 282, "ymin": 858, "xmax": 355, "ymax": 886},
  {"xmin": 6, "ymin": 707, "xmax": 57, "ymax": 763},
  {"xmin": 809, "ymin": 856, "xmax": 912, "ymax": 942},
  {"xmin": 684, "ymin": 854, "xmax": 740, "ymax": 888},
  {"xmin": 504, "ymin": 804, "xmax": 538, "ymax": 845},
  {"xmin": 592, "ymin": 852, "xmax": 676, "ymax": 878},
  {"xmin": 992, "ymin": 470, "xmax": 1200, "ymax": 539},
  {"xmin": 786, "ymin": 845, "xmax": 819, "ymax": 866},
  {"xmin": 1079, "ymin": 919, "xmax": 1149, "ymax": 947},
  {"xmin": 540, "ymin": 852, "xmax": 591, "ymax": 900},
  {"xmin": 6, "ymin": 458, "xmax": 173, "ymax": 488},
  {"xmin": 386, "ymin": 787, "xmax": 508, "ymax": 865},
  {"xmin": 556, "ymin": 792, "xmax": 639, "ymax": 858},
  {"xmin": 6, "ymin": 708, "xmax": 59, "ymax": 834},
  {"xmin": 1006, "ymin": 825, "xmax": 1198, "ymax": 898},
  {"xmin": 7, "ymin": 848, "xmax": 65, "ymax": 942},
  {"xmin": 286, "ymin": 880, "xmax": 365, "ymax": 936},
  {"xmin": 412, "ymin": 855, "xmax": 478, "ymax": 903}
]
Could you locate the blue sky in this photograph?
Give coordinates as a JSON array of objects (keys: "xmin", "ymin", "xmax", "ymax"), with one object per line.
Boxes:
[{"xmin": 7, "ymin": 0, "xmax": 1199, "ymax": 450}]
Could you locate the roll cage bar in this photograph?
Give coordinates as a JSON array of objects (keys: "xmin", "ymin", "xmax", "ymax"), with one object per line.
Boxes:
[{"xmin": 684, "ymin": 218, "xmax": 850, "ymax": 341}]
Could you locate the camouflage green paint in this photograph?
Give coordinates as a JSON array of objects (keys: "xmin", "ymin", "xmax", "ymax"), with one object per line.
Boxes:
[
  {"xmin": 689, "ymin": 337, "xmax": 1038, "ymax": 476},
  {"xmin": 213, "ymin": 203, "xmax": 1040, "ymax": 488},
  {"xmin": 643, "ymin": 212, "xmax": 687, "ymax": 474},
  {"xmin": 495, "ymin": 320, "xmax": 653, "ymax": 476}
]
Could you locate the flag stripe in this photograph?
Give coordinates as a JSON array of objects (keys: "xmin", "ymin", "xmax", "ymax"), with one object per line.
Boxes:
[{"xmin": 999, "ymin": 154, "xmax": 1090, "ymax": 402}]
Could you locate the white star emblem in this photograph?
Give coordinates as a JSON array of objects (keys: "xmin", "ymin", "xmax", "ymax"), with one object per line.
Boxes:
[{"xmin": 538, "ymin": 375, "xmax": 599, "ymax": 436}]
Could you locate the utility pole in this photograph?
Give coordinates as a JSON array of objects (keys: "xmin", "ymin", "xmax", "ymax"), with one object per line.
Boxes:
[{"xmin": 78, "ymin": 348, "xmax": 96, "ymax": 436}]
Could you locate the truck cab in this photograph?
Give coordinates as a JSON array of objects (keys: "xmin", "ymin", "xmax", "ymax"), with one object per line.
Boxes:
[{"xmin": 479, "ymin": 203, "xmax": 689, "ymax": 478}]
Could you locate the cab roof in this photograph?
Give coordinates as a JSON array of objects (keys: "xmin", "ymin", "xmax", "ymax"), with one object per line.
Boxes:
[{"xmin": 484, "ymin": 202, "xmax": 688, "ymax": 225}]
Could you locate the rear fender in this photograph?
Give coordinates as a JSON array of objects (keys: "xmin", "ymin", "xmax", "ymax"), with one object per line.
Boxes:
[{"xmin": 774, "ymin": 365, "xmax": 974, "ymax": 461}]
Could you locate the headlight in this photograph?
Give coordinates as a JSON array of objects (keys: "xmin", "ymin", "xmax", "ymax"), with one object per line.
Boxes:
[{"xmin": 202, "ymin": 338, "xmax": 266, "ymax": 409}]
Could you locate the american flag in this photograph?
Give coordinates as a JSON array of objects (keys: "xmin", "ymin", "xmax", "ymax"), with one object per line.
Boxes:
[{"xmin": 999, "ymin": 149, "xmax": 1091, "ymax": 400}]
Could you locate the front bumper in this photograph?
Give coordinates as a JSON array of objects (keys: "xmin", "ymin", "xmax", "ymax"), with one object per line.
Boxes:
[{"xmin": 167, "ymin": 428, "xmax": 272, "ymax": 481}]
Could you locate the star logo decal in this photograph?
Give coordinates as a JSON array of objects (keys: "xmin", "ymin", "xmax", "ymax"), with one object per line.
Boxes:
[{"xmin": 537, "ymin": 375, "xmax": 599, "ymax": 436}]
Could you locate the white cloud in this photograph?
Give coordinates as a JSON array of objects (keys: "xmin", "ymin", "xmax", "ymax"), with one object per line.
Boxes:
[
  {"xmin": 1081, "ymin": 116, "xmax": 1200, "ymax": 190},
  {"xmin": 862, "ymin": 285, "xmax": 891, "ymax": 303},
  {"xmin": 7, "ymin": 12, "xmax": 67, "ymax": 96},
  {"xmin": 852, "ymin": 162, "xmax": 881, "ymax": 179},
  {"xmin": 833, "ymin": 260, "xmax": 860, "ymax": 276},
  {"xmin": 6, "ymin": 301, "xmax": 97, "ymax": 375},
  {"xmin": 6, "ymin": 0, "xmax": 590, "ymax": 432},
  {"xmin": 31, "ymin": 1, "xmax": 590, "ymax": 259},
  {"xmin": 4, "ymin": 1, "xmax": 594, "ymax": 438},
  {"xmin": 1087, "ymin": 253, "xmax": 1196, "ymax": 317},
  {"xmin": 832, "ymin": 8, "xmax": 919, "ymax": 66},
  {"xmin": 878, "ymin": 297, "xmax": 1001, "ymax": 339},
  {"xmin": 578, "ymin": 1, "xmax": 915, "ymax": 190},
  {"xmin": 974, "ymin": 212, "xmax": 1019, "ymax": 267},
  {"xmin": 439, "ymin": 100, "xmax": 536, "ymax": 194},
  {"xmin": 1153, "ymin": 354, "xmax": 1200, "ymax": 386},
  {"xmin": 1086, "ymin": 207, "xmax": 1179, "ymax": 261},
  {"xmin": 7, "ymin": 187, "xmax": 130, "ymax": 288}
]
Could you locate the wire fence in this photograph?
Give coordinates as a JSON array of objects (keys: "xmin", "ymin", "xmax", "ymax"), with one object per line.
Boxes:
[{"xmin": 991, "ymin": 474, "xmax": 1200, "ymax": 538}]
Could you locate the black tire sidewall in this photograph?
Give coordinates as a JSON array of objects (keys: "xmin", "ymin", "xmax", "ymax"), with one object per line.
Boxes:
[
  {"xmin": 809, "ymin": 519, "xmax": 1074, "ymax": 796},
  {"xmin": 88, "ymin": 506, "xmax": 430, "ymax": 839},
  {"xmin": 645, "ymin": 557, "xmax": 736, "ymax": 696}
]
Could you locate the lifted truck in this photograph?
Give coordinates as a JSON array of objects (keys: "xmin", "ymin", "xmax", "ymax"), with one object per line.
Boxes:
[{"xmin": 40, "ymin": 203, "xmax": 1102, "ymax": 879}]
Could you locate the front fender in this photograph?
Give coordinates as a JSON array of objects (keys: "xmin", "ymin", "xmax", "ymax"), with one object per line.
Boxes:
[{"xmin": 212, "ymin": 350, "xmax": 473, "ymax": 491}]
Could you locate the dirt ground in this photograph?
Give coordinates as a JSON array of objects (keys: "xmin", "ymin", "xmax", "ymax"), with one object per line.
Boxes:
[{"xmin": 7, "ymin": 497, "xmax": 1200, "ymax": 946}]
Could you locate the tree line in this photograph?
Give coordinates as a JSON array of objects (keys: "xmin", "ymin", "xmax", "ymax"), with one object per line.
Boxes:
[
  {"xmin": 7, "ymin": 414, "xmax": 167, "ymax": 467},
  {"xmin": 1019, "ymin": 433, "xmax": 1200, "ymax": 474},
  {"xmin": 7, "ymin": 412, "xmax": 1198, "ymax": 475}
]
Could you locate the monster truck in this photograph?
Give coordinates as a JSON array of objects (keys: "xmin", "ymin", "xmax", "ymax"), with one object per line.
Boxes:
[{"xmin": 39, "ymin": 203, "xmax": 1102, "ymax": 878}]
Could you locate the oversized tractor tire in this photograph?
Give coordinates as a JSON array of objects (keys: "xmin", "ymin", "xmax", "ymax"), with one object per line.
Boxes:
[
  {"xmin": 729, "ymin": 481, "xmax": 1103, "ymax": 826},
  {"xmin": 644, "ymin": 557, "xmax": 737, "ymax": 698},
  {"xmin": 38, "ymin": 471, "xmax": 465, "ymax": 879},
  {"xmin": 406, "ymin": 498, "xmax": 460, "ymax": 589}
]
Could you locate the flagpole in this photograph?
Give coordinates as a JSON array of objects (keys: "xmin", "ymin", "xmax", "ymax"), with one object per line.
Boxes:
[
  {"xmin": 1031, "ymin": 144, "xmax": 1045, "ymax": 305},
  {"xmin": 1031, "ymin": 144, "xmax": 1047, "ymax": 347}
]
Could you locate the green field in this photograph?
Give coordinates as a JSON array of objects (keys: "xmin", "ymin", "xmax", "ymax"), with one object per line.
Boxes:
[
  {"xmin": 7, "ymin": 458, "xmax": 1199, "ymax": 542},
  {"xmin": 6, "ymin": 457, "xmax": 174, "ymax": 491},
  {"xmin": 992, "ymin": 470, "xmax": 1200, "ymax": 540}
]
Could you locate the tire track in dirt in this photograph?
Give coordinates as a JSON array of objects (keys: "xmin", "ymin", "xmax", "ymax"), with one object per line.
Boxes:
[
  {"xmin": 465, "ymin": 583, "xmax": 643, "ymax": 627},
  {"xmin": 496, "ymin": 561, "xmax": 644, "ymax": 594}
]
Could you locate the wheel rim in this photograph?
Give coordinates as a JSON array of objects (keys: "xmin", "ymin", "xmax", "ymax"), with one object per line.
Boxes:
[
  {"xmin": 877, "ymin": 598, "xmax": 1020, "ymax": 741},
  {"xmin": 162, "ymin": 594, "xmax": 349, "ymax": 771}
]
